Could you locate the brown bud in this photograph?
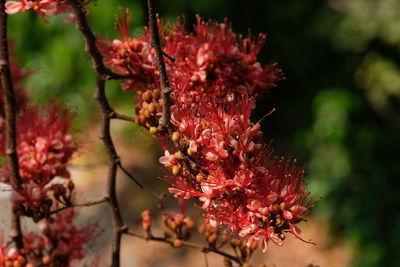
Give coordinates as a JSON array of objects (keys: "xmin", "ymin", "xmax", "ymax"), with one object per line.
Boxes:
[
  {"xmin": 156, "ymin": 103, "xmax": 163, "ymax": 112},
  {"xmin": 184, "ymin": 217, "xmax": 194, "ymax": 229},
  {"xmin": 172, "ymin": 165, "xmax": 181, "ymax": 175},
  {"xmin": 187, "ymin": 147, "xmax": 194, "ymax": 156},
  {"xmin": 144, "ymin": 110, "xmax": 151, "ymax": 119},
  {"xmin": 279, "ymin": 233, "xmax": 286, "ymax": 240},
  {"xmin": 198, "ymin": 224, "xmax": 206, "ymax": 235},
  {"xmin": 269, "ymin": 204, "xmax": 280, "ymax": 214},
  {"xmin": 241, "ymin": 240, "xmax": 249, "ymax": 249},
  {"xmin": 148, "ymin": 103, "xmax": 156, "ymax": 113},
  {"xmin": 207, "ymin": 233, "xmax": 217, "ymax": 244},
  {"xmin": 152, "ymin": 89, "xmax": 160, "ymax": 100},
  {"xmin": 224, "ymin": 257, "xmax": 233, "ymax": 267},
  {"xmin": 231, "ymin": 239, "xmax": 241, "ymax": 247},
  {"xmin": 142, "ymin": 90, "xmax": 152, "ymax": 103},
  {"xmin": 42, "ymin": 255, "xmax": 51, "ymax": 264},
  {"xmin": 173, "ymin": 239, "xmax": 183, "ymax": 248},
  {"xmin": 174, "ymin": 151, "xmax": 183, "ymax": 160},
  {"xmin": 149, "ymin": 127, "xmax": 158, "ymax": 135},
  {"xmin": 196, "ymin": 173, "xmax": 205, "ymax": 182},
  {"xmin": 171, "ymin": 132, "xmax": 181, "ymax": 142}
]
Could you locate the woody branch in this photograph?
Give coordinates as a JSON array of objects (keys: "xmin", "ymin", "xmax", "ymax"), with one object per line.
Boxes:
[{"xmin": 0, "ymin": 0, "xmax": 23, "ymax": 250}]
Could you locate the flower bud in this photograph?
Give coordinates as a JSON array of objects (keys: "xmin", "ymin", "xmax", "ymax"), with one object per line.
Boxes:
[
  {"xmin": 279, "ymin": 233, "xmax": 286, "ymax": 240},
  {"xmin": 149, "ymin": 127, "xmax": 158, "ymax": 135},
  {"xmin": 16, "ymin": 255, "xmax": 25, "ymax": 265},
  {"xmin": 142, "ymin": 90, "xmax": 152, "ymax": 103},
  {"xmin": 269, "ymin": 204, "xmax": 280, "ymax": 214},
  {"xmin": 148, "ymin": 103, "xmax": 156, "ymax": 113},
  {"xmin": 156, "ymin": 103, "xmax": 163, "ymax": 112},
  {"xmin": 171, "ymin": 132, "xmax": 180, "ymax": 142},
  {"xmin": 207, "ymin": 233, "xmax": 217, "ymax": 244},
  {"xmin": 144, "ymin": 110, "xmax": 151, "ymax": 119},
  {"xmin": 141, "ymin": 210, "xmax": 152, "ymax": 233},
  {"xmin": 172, "ymin": 165, "xmax": 181, "ymax": 175},
  {"xmin": 187, "ymin": 148, "xmax": 194, "ymax": 156},
  {"xmin": 183, "ymin": 217, "xmax": 194, "ymax": 229},
  {"xmin": 7, "ymin": 248, "xmax": 18, "ymax": 259},
  {"xmin": 173, "ymin": 239, "xmax": 183, "ymax": 248},
  {"xmin": 174, "ymin": 151, "xmax": 183, "ymax": 160},
  {"xmin": 223, "ymin": 257, "xmax": 233, "ymax": 267},
  {"xmin": 196, "ymin": 173, "xmax": 205, "ymax": 182},
  {"xmin": 152, "ymin": 89, "xmax": 160, "ymax": 100},
  {"xmin": 42, "ymin": 255, "xmax": 51, "ymax": 264}
]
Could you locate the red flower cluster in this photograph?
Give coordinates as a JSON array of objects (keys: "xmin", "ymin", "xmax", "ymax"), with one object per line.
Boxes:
[
  {"xmin": 0, "ymin": 49, "xmax": 99, "ymax": 266},
  {"xmin": 0, "ymin": 246, "xmax": 26, "ymax": 267},
  {"xmin": 5, "ymin": 0, "xmax": 71, "ymax": 22},
  {"xmin": 99, "ymin": 9, "xmax": 313, "ymax": 251},
  {"xmin": 4, "ymin": 0, "xmax": 96, "ymax": 23},
  {"xmin": 0, "ymin": 209, "xmax": 98, "ymax": 267},
  {"xmin": 0, "ymin": 56, "xmax": 76, "ymax": 221}
]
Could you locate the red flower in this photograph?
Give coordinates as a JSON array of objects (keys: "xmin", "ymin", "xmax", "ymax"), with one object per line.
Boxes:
[{"xmin": 5, "ymin": 0, "xmax": 73, "ymax": 23}]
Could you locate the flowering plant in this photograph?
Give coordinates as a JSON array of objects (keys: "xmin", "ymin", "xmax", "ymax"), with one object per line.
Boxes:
[{"xmin": 0, "ymin": 0, "xmax": 314, "ymax": 266}]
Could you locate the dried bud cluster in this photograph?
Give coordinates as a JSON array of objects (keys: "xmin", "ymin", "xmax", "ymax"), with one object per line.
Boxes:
[
  {"xmin": 162, "ymin": 212, "xmax": 193, "ymax": 247},
  {"xmin": 99, "ymin": 9, "xmax": 314, "ymax": 253},
  {"xmin": 198, "ymin": 222, "xmax": 227, "ymax": 249}
]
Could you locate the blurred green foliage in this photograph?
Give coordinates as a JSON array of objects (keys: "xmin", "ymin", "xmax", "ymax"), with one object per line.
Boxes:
[{"xmin": 8, "ymin": 0, "xmax": 400, "ymax": 266}]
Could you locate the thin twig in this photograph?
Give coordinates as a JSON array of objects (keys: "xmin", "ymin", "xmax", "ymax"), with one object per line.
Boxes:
[
  {"xmin": 204, "ymin": 252, "xmax": 209, "ymax": 267},
  {"xmin": 0, "ymin": 0, "xmax": 24, "ymax": 250},
  {"xmin": 118, "ymin": 163, "xmax": 164, "ymax": 207},
  {"xmin": 50, "ymin": 197, "xmax": 108, "ymax": 215},
  {"xmin": 109, "ymin": 111, "xmax": 135, "ymax": 122},
  {"xmin": 125, "ymin": 231, "xmax": 241, "ymax": 264},
  {"xmin": 147, "ymin": 0, "xmax": 172, "ymax": 131},
  {"xmin": 66, "ymin": 1, "xmax": 126, "ymax": 266}
]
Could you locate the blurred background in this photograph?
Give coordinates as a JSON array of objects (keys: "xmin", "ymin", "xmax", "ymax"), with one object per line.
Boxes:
[{"xmin": 3, "ymin": 0, "xmax": 400, "ymax": 266}]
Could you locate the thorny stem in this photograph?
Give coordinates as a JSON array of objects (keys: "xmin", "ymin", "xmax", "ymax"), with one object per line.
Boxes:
[
  {"xmin": 125, "ymin": 231, "xmax": 241, "ymax": 264},
  {"xmin": 0, "ymin": 0, "xmax": 24, "ymax": 250},
  {"xmin": 147, "ymin": 0, "xmax": 172, "ymax": 131},
  {"xmin": 67, "ymin": 1, "xmax": 126, "ymax": 266}
]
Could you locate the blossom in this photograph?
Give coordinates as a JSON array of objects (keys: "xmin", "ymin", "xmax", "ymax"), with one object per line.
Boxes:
[
  {"xmin": 4, "ymin": 0, "xmax": 89, "ymax": 23},
  {"xmin": 99, "ymin": 9, "xmax": 312, "ymax": 251},
  {"xmin": 18, "ymin": 208, "xmax": 100, "ymax": 266}
]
